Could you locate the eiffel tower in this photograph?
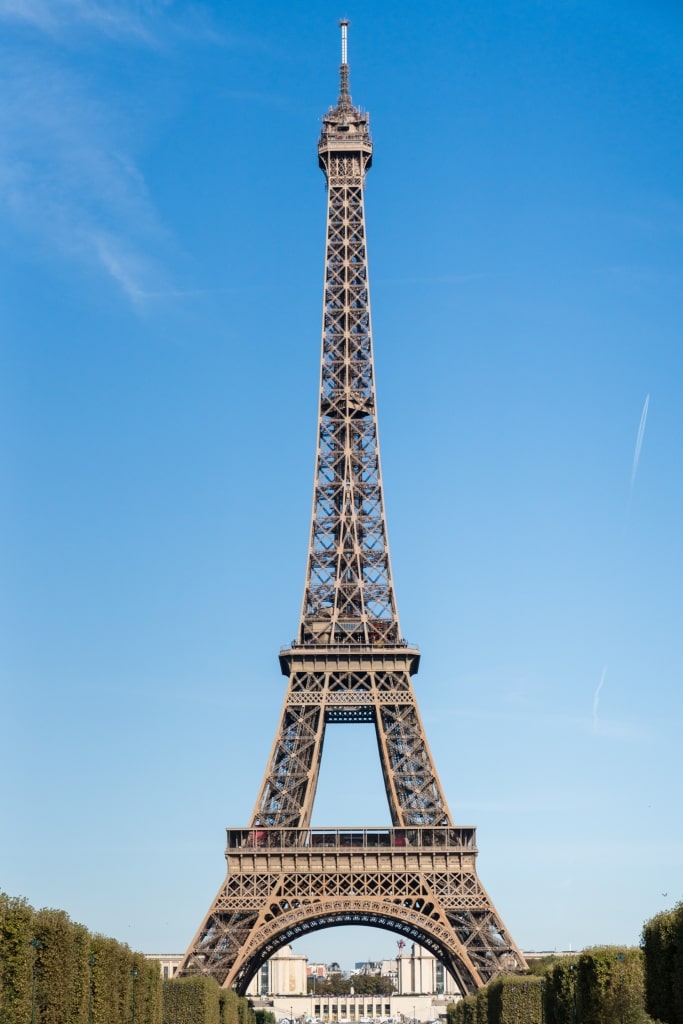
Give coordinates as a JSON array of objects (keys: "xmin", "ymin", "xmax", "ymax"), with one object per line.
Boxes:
[{"xmin": 178, "ymin": 22, "xmax": 527, "ymax": 996}]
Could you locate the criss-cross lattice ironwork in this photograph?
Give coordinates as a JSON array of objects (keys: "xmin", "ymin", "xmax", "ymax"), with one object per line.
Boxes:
[
  {"xmin": 253, "ymin": 650, "xmax": 449, "ymax": 829},
  {"xmin": 178, "ymin": 21, "xmax": 526, "ymax": 996},
  {"xmin": 300, "ymin": 48, "xmax": 397, "ymax": 649}
]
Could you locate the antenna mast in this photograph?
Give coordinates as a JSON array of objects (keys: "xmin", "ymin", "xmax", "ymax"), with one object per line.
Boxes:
[
  {"xmin": 338, "ymin": 18, "xmax": 351, "ymax": 105},
  {"xmin": 340, "ymin": 17, "xmax": 349, "ymax": 64}
]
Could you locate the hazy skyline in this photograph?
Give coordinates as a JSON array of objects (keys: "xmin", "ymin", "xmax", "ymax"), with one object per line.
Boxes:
[{"xmin": 2, "ymin": 0, "xmax": 682, "ymax": 973}]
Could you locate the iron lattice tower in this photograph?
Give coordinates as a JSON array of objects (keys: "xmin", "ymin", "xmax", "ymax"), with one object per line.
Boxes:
[{"xmin": 178, "ymin": 22, "xmax": 527, "ymax": 995}]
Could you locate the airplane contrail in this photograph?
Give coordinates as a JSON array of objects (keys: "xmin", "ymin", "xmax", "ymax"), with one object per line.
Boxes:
[
  {"xmin": 593, "ymin": 665, "xmax": 607, "ymax": 732},
  {"xmin": 631, "ymin": 393, "xmax": 650, "ymax": 487}
]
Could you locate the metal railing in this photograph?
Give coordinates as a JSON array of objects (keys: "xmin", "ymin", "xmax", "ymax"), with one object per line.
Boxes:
[{"xmin": 226, "ymin": 825, "xmax": 476, "ymax": 852}]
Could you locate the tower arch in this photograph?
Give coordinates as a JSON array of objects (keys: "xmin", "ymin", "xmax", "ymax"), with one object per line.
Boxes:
[{"xmin": 230, "ymin": 898, "xmax": 481, "ymax": 995}]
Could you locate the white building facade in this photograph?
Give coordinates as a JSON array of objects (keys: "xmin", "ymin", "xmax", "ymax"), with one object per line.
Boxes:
[{"xmin": 247, "ymin": 945, "xmax": 309, "ymax": 998}]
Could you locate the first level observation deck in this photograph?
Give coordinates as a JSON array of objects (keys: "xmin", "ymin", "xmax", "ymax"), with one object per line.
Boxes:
[{"xmin": 225, "ymin": 826, "xmax": 478, "ymax": 876}]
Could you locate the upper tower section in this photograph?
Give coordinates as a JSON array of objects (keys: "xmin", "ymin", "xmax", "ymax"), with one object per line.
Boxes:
[
  {"xmin": 318, "ymin": 20, "xmax": 373, "ymax": 184},
  {"xmin": 296, "ymin": 22, "xmax": 401, "ymax": 650}
]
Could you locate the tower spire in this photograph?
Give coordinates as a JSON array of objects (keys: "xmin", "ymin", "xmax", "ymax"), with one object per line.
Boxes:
[
  {"xmin": 339, "ymin": 18, "xmax": 351, "ymax": 106},
  {"xmin": 303, "ymin": 18, "xmax": 389, "ymax": 648}
]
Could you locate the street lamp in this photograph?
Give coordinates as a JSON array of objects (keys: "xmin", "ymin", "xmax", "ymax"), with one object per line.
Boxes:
[
  {"xmin": 88, "ymin": 954, "xmax": 96, "ymax": 1024},
  {"xmin": 569, "ymin": 964, "xmax": 578, "ymax": 1024},
  {"xmin": 131, "ymin": 968, "xmax": 138, "ymax": 1024},
  {"xmin": 30, "ymin": 938, "xmax": 41, "ymax": 1024},
  {"xmin": 616, "ymin": 953, "xmax": 625, "ymax": 1024}
]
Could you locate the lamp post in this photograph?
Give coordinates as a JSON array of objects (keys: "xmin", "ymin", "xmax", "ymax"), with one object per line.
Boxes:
[
  {"xmin": 616, "ymin": 953, "xmax": 625, "ymax": 1024},
  {"xmin": 569, "ymin": 964, "xmax": 578, "ymax": 1024},
  {"xmin": 130, "ymin": 968, "xmax": 138, "ymax": 1024},
  {"xmin": 30, "ymin": 938, "xmax": 41, "ymax": 1024},
  {"xmin": 88, "ymin": 954, "xmax": 96, "ymax": 1024}
]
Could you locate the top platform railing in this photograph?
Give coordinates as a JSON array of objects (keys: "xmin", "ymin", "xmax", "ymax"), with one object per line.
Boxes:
[
  {"xmin": 280, "ymin": 640, "xmax": 418, "ymax": 653},
  {"xmin": 226, "ymin": 825, "xmax": 476, "ymax": 852}
]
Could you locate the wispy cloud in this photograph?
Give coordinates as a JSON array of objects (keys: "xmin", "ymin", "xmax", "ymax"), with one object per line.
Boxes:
[
  {"xmin": 91, "ymin": 231, "xmax": 160, "ymax": 305},
  {"xmin": 0, "ymin": 2, "xmax": 236, "ymax": 304},
  {"xmin": 0, "ymin": 53, "xmax": 165, "ymax": 302},
  {"xmin": 0, "ymin": 0, "xmax": 169, "ymax": 44},
  {"xmin": 592, "ymin": 665, "xmax": 607, "ymax": 733},
  {"xmin": 0, "ymin": 0, "xmax": 252, "ymax": 53},
  {"xmin": 631, "ymin": 393, "xmax": 650, "ymax": 488},
  {"xmin": 0, "ymin": 0, "xmax": 64, "ymax": 33}
]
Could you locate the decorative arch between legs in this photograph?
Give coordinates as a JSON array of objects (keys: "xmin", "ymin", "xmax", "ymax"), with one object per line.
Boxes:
[{"xmin": 227, "ymin": 897, "xmax": 483, "ymax": 996}]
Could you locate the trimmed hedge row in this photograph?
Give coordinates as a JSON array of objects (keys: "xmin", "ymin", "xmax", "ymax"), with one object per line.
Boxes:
[
  {"xmin": 448, "ymin": 975, "xmax": 543, "ymax": 1024},
  {"xmin": 8, "ymin": 885, "xmax": 678, "ymax": 1024},
  {"xmin": 447, "ymin": 947, "xmax": 653, "ymax": 1024},
  {"xmin": 0, "ymin": 893, "xmax": 161, "ymax": 1024},
  {"xmin": 0, "ymin": 893, "xmax": 253, "ymax": 1024},
  {"xmin": 642, "ymin": 901, "xmax": 683, "ymax": 1024},
  {"xmin": 161, "ymin": 978, "xmax": 255, "ymax": 1024}
]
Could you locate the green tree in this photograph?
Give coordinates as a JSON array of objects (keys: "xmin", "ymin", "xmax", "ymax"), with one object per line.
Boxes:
[
  {"xmin": 347, "ymin": 974, "xmax": 395, "ymax": 996},
  {"xmin": 316, "ymin": 974, "xmax": 349, "ymax": 996}
]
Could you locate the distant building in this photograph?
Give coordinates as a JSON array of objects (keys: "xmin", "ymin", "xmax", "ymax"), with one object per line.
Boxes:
[
  {"xmin": 148, "ymin": 944, "xmax": 571, "ymax": 1001},
  {"xmin": 247, "ymin": 944, "xmax": 308, "ymax": 997},
  {"xmin": 307, "ymin": 962, "xmax": 330, "ymax": 981},
  {"xmin": 354, "ymin": 961, "xmax": 383, "ymax": 976},
  {"xmin": 524, "ymin": 950, "xmax": 576, "ymax": 962},
  {"xmin": 144, "ymin": 954, "xmax": 183, "ymax": 980},
  {"xmin": 395, "ymin": 945, "xmax": 457, "ymax": 996},
  {"xmin": 248, "ymin": 944, "xmax": 457, "ymax": 998}
]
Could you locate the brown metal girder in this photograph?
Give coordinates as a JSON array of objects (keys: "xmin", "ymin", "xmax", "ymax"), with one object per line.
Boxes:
[{"xmin": 251, "ymin": 697, "xmax": 326, "ymax": 828}]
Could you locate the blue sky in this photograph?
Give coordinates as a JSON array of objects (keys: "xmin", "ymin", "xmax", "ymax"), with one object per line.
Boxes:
[{"xmin": 2, "ymin": 0, "xmax": 682, "ymax": 974}]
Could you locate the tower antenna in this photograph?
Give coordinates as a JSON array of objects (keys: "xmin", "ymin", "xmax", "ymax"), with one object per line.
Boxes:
[
  {"xmin": 340, "ymin": 18, "xmax": 349, "ymax": 65},
  {"xmin": 338, "ymin": 18, "xmax": 351, "ymax": 104}
]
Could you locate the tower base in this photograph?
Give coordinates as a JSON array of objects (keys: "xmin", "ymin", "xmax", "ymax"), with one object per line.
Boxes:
[{"xmin": 178, "ymin": 827, "xmax": 527, "ymax": 994}]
